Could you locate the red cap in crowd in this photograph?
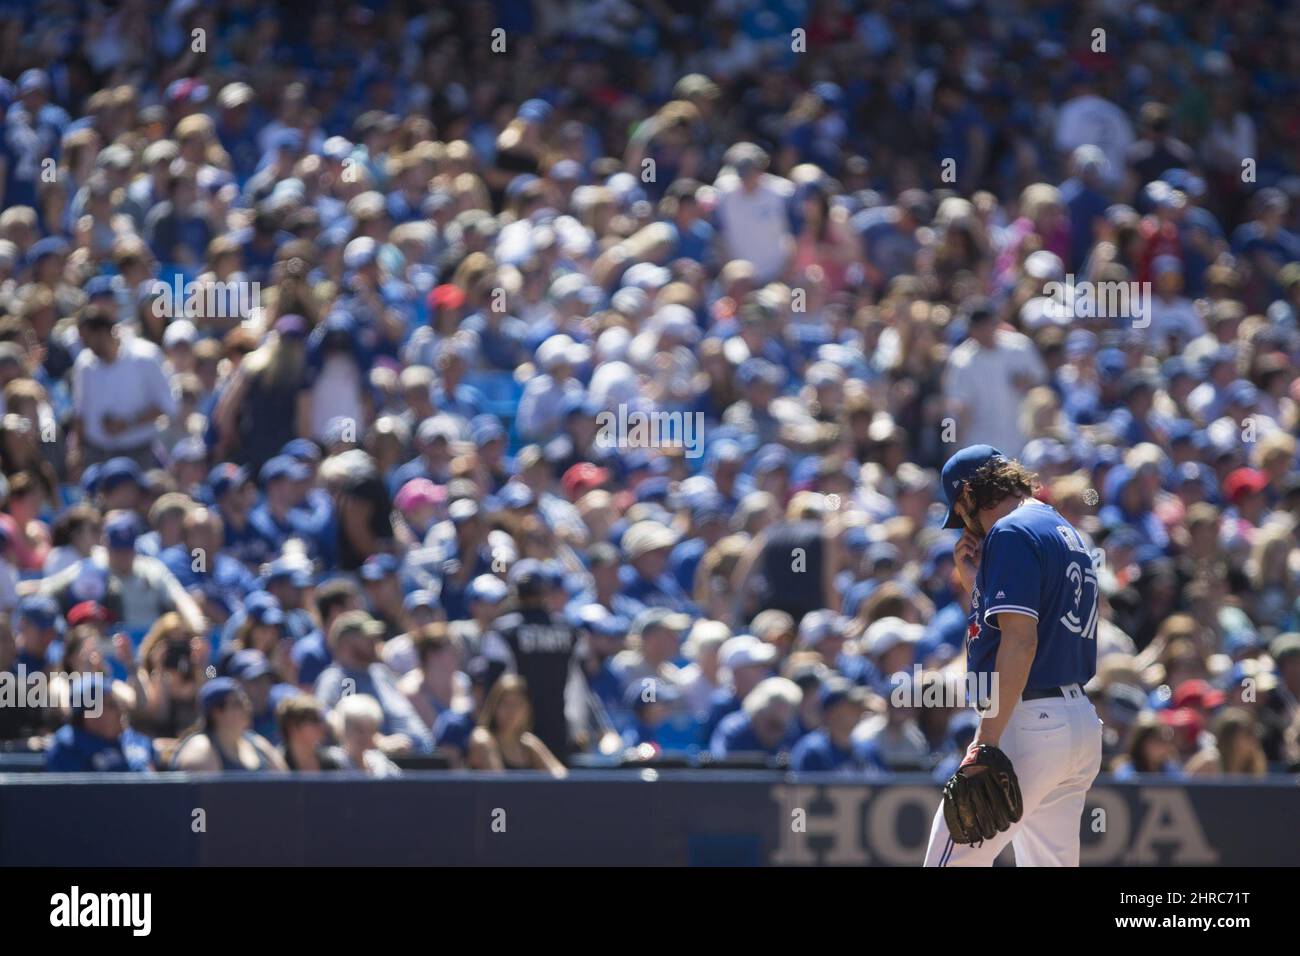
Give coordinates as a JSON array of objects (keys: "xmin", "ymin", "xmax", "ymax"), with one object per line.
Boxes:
[
  {"xmin": 67, "ymin": 601, "xmax": 113, "ymax": 627},
  {"xmin": 1223, "ymin": 467, "xmax": 1268, "ymax": 504},
  {"xmin": 427, "ymin": 284, "xmax": 466, "ymax": 312},
  {"xmin": 562, "ymin": 463, "xmax": 610, "ymax": 501},
  {"xmin": 1171, "ymin": 679, "xmax": 1226, "ymax": 711}
]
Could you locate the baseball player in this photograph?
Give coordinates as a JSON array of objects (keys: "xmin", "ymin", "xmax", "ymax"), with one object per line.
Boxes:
[{"xmin": 923, "ymin": 444, "xmax": 1103, "ymax": 867}]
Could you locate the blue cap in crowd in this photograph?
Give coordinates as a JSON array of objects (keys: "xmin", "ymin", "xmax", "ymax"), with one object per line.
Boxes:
[
  {"xmin": 97, "ymin": 457, "xmax": 145, "ymax": 494},
  {"xmin": 1224, "ymin": 380, "xmax": 1259, "ymax": 408},
  {"xmin": 103, "ymin": 512, "xmax": 143, "ymax": 549},
  {"xmin": 471, "ymin": 417, "xmax": 506, "ymax": 446},
  {"xmin": 260, "ymin": 455, "xmax": 310, "ymax": 485},
  {"xmin": 246, "ymin": 596, "xmax": 286, "ymax": 628},
  {"xmin": 27, "ymin": 236, "xmax": 69, "ymax": 266},
  {"xmin": 737, "ymin": 357, "xmax": 786, "ymax": 388},
  {"xmin": 207, "ymin": 463, "xmax": 249, "ymax": 499},
  {"xmin": 262, "ymin": 557, "xmax": 313, "ymax": 589},
  {"xmin": 867, "ymin": 541, "xmax": 901, "ymax": 569},
  {"xmin": 15, "ymin": 594, "xmax": 64, "ymax": 633},
  {"xmin": 171, "ymin": 436, "xmax": 207, "ymax": 464},
  {"xmin": 497, "ymin": 482, "xmax": 535, "ymax": 509},
  {"xmin": 508, "ymin": 558, "xmax": 546, "ymax": 595},
  {"xmin": 754, "ymin": 443, "xmax": 792, "ymax": 474},
  {"xmin": 799, "ymin": 610, "xmax": 843, "ymax": 648},
  {"xmin": 230, "ymin": 649, "xmax": 273, "ymax": 682},
  {"xmin": 281, "ymin": 438, "xmax": 322, "ymax": 463},
  {"xmin": 199, "ymin": 677, "xmax": 240, "ymax": 715},
  {"xmin": 517, "ymin": 98, "xmax": 552, "ymax": 123},
  {"xmin": 402, "ymin": 589, "xmax": 439, "ymax": 614},
  {"xmin": 83, "ymin": 274, "xmax": 117, "ymax": 299},
  {"xmin": 343, "ymin": 236, "xmax": 379, "ymax": 270},
  {"xmin": 1096, "ymin": 348, "xmax": 1127, "ymax": 381},
  {"xmin": 819, "ymin": 677, "xmax": 869, "ymax": 713}
]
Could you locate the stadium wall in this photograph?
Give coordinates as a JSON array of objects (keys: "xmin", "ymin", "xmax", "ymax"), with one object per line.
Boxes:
[{"xmin": 1, "ymin": 772, "xmax": 1293, "ymax": 866}]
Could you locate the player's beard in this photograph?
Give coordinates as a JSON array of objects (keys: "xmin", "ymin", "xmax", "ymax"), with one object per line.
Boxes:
[{"xmin": 957, "ymin": 487, "xmax": 985, "ymax": 539}]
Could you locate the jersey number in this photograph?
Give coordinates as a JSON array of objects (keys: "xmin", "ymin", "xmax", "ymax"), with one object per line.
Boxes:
[{"xmin": 1057, "ymin": 526, "xmax": 1099, "ymax": 641}]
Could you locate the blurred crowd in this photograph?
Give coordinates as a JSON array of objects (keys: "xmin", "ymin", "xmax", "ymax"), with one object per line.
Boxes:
[{"xmin": 1, "ymin": 0, "xmax": 1299, "ymax": 779}]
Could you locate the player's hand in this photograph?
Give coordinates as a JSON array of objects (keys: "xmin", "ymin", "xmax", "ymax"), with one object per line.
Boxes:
[{"xmin": 955, "ymin": 530, "xmax": 981, "ymax": 593}]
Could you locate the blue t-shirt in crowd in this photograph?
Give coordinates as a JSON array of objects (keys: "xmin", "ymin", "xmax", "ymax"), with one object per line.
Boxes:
[
  {"xmin": 45, "ymin": 724, "xmax": 156, "ymax": 773},
  {"xmin": 789, "ymin": 729, "xmax": 859, "ymax": 772}
]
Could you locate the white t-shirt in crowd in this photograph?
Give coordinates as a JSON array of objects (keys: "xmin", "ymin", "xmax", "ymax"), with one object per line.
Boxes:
[
  {"xmin": 72, "ymin": 336, "xmax": 177, "ymax": 450},
  {"xmin": 714, "ymin": 172, "xmax": 794, "ymax": 282},
  {"xmin": 310, "ymin": 354, "xmax": 365, "ymax": 440},
  {"xmin": 944, "ymin": 330, "xmax": 1047, "ymax": 457}
]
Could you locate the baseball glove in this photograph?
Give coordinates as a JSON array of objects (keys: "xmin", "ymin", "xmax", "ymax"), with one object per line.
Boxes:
[{"xmin": 942, "ymin": 743, "xmax": 1024, "ymax": 846}]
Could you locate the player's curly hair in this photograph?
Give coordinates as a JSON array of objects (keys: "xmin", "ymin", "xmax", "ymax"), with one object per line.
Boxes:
[{"xmin": 963, "ymin": 458, "xmax": 1039, "ymax": 513}]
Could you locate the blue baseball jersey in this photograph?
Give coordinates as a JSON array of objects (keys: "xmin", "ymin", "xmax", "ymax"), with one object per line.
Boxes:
[{"xmin": 967, "ymin": 500, "xmax": 1098, "ymax": 692}]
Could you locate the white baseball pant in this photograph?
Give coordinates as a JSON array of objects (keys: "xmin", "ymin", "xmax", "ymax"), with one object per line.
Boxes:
[{"xmin": 923, "ymin": 684, "xmax": 1103, "ymax": 867}]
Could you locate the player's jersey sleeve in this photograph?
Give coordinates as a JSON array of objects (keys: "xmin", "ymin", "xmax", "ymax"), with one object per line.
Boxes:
[{"xmin": 980, "ymin": 524, "xmax": 1042, "ymax": 623}]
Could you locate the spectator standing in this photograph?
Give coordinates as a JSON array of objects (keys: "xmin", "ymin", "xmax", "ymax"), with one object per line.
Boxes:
[
  {"xmin": 71, "ymin": 304, "xmax": 176, "ymax": 470},
  {"xmin": 943, "ymin": 300, "xmax": 1046, "ymax": 456},
  {"xmin": 714, "ymin": 143, "xmax": 793, "ymax": 283},
  {"xmin": 480, "ymin": 559, "xmax": 582, "ymax": 760}
]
